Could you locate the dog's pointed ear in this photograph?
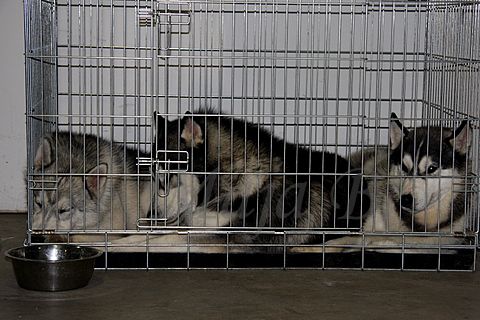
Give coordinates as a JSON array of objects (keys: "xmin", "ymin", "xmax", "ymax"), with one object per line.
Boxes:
[
  {"xmin": 447, "ymin": 120, "xmax": 472, "ymax": 155},
  {"xmin": 155, "ymin": 112, "xmax": 168, "ymax": 132},
  {"xmin": 155, "ymin": 113, "xmax": 167, "ymax": 141},
  {"xmin": 86, "ymin": 163, "xmax": 108, "ymax": 198},
  {"xmin": 389, "ymin": 113, "xmax": 409, "ymax": 150},
  {"xmin": 181, "ymin": 114, "xmax": 203, "ymax": 147},
  {"xmin": 34, "ymin": 137, "xmax": 55, "ymax": 170}
]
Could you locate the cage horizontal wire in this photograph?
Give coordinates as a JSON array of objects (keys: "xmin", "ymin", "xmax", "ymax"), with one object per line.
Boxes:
[{"xmin": 25, "ymin": 0, "xmax": 480, "ymax": 271}]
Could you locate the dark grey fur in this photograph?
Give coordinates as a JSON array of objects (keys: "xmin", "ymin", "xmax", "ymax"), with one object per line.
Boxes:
[{"xmin": 155, "ymin": 109, "xmax": 367, "ymax": 244}]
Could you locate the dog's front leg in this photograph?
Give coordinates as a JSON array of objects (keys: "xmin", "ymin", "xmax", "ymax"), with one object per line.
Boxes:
[
  {"xmin": 288, "ymin": 236, "xmax": 363, "ymax": 253},
  {"xmin": 190, "ymin": 206, "xmax": 238, "ymax": 227},
  {"xmin": 155, "ymin": 174, "xmax": 200, "ymax": 224}
]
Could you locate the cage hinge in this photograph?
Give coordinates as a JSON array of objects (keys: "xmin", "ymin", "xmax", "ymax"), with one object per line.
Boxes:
[
  {"xmin": 29, "ymin": 178, "xmax": 58, "ymax": 191},
  {"xmin": 138, "ymin": 2, "xmax": 192, "ymax": 30},
  {"xmin": 138, "ymin": 7, "xmax": 156, "ymax": 27}
]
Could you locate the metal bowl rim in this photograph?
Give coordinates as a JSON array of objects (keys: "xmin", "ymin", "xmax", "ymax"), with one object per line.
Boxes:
[{"xmin": 4, "ymin": 244, "xmax": 102, "ymax": 264}]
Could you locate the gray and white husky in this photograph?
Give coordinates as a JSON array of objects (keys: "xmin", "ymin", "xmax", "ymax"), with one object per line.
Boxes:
[
  {"xmin": 315, "ymin": 113, "xmax": 473, "ymax": 253},
  {"xmin": 31, "ymin": 132, "xmax": 153, "ymax": 236}
]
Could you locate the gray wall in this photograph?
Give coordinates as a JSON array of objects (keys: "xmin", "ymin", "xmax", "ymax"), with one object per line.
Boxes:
[
  {"xmin": 0, "ymin": 1, "xmax": 27, "ymax": 212},
  {"xmin": 2, "ymin": 1, "xmax": 423, "ymax": 213}
]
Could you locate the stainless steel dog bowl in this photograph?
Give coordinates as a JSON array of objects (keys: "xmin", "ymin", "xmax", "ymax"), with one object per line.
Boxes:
[{"xmin": 5, "ymin": 244, "xmax": 102, "ymax": 291}]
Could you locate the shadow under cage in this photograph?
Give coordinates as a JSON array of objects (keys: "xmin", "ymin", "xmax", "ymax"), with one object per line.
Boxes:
[{"xmin": 25, "ymin": 0, "xmax": 480, "ymax": 271}]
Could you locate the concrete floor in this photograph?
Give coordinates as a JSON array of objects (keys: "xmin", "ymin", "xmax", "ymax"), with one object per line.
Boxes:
[{"xmin": 1, "ymin": 214, "xmax": 480, "ymax": 320}]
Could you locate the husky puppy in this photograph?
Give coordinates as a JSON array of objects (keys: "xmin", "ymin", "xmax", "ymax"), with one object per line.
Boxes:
[
  {"xmin": 153, "ymin": 109, "xmax": 366, "ymax": 244},
  {"xmin": 318, "ymin": 113, "xmax": 473, "ymax": 253},
  {"xmin": 31, "ymin": 132, "xmax": 153, "ymax": 234}
]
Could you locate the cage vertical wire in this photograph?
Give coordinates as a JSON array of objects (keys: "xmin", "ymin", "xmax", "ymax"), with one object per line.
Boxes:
[{"xmin": 25, "ymin": 0, "xmax": 480, "ymax": 271}]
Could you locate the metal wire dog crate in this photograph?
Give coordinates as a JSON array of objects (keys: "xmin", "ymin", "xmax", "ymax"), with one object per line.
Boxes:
[{"xmin": 25, "ymin": 0, "xmax": 480, "ymax": 271}]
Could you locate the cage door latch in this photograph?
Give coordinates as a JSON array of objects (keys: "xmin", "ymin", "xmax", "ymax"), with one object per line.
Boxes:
[{"xmin": 137, "ymin": 150, "xmax": 189, "ymax": 197}]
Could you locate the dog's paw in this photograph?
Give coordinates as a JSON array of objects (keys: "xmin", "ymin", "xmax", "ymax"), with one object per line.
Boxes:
[{"xmin": 288, "ymin": 246, "xmax": 345, "ymax": 254}]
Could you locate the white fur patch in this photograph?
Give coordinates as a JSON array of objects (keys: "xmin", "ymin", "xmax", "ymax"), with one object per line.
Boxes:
[
  {"xmin": 403, "ymin": 155, "xmax": 413, "ymax": 171},
  {"xmin": 418, "ymin": 156, "xmax": 429, "ymax": 175}
]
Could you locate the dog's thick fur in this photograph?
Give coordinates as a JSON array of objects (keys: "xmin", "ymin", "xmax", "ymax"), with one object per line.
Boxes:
[
  {"xmin": 311, "ymin": 114, "xmax": 473, "ymax": 253},
  {"xmin": 31, "ymin": 132, "xmax": 153, "ymax": 233},
  {"xmin": 153, "ymin": 109, "xmax": 366, "ymax": 245}
]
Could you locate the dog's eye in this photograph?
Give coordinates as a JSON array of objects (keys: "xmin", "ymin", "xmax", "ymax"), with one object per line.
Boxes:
[
  {"xmin": 427, "ymin": 165, "xmax": 438, "ymax": 174},
  {"xmin": 58, "ymin": 208, "xmax": 70, "ymax": 215}
]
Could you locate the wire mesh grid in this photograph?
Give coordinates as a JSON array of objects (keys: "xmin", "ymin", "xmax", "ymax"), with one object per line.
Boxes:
[{"xmin": 25, "ymin": 0, "xmax": 480, "ymax": 271}]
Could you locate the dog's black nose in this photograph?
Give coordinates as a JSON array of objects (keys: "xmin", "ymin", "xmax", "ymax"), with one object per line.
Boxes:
[{"xmin": 400, "ymin": 194, "xmax": 413, "ymax": 209}]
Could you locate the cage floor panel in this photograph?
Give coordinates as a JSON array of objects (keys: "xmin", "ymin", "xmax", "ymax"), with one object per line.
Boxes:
[{"xmin": 94, "ymin": 251, "xmax": 475, "ymax": 271}]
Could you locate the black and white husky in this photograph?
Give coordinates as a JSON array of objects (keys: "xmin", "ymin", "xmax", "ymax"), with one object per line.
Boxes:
[
  {"xmin": 316, "ymin": 113, "xmax": 473, "ymax": 253},
  {"xmin": 151, "ymin": 109, "xmax": 366, "ymax": 245}
]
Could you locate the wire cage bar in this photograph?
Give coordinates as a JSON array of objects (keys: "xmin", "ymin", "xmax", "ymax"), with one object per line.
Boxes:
[{"xmin": 24, "ymin": 0, "xmax": 480, "ymax": 271}]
